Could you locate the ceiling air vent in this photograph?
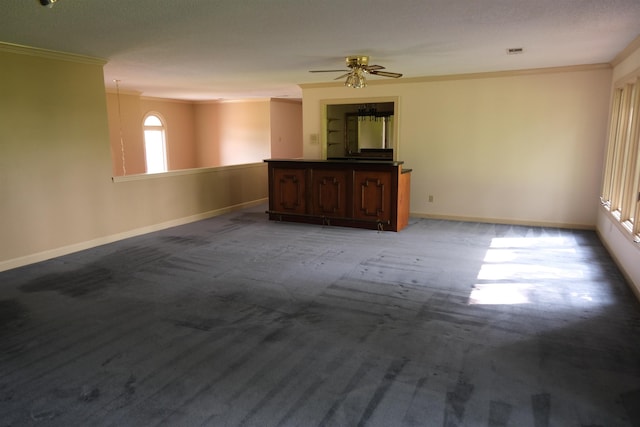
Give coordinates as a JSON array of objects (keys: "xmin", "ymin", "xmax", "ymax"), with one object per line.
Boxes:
[{"xmin": 506, "ymin": 47, "xmax": 524, "ymax": 55}]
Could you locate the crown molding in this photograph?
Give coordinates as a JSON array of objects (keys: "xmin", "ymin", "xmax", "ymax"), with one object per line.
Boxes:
[
  {"xmin": 0, "ymin": 41, "xmax": 106, "ymax": 66},
  {"xmin": 105, "ymin": 88, "xmax": 143, "ymax": 97},
  {"xmin": 611, "ymin": 34, "xmax": 640, "ymax": 67},
  {"xmin": 193, "ymin": 98, "xmax": 273, "ymax": 105},
  {"xmin": 270, "ymin": 97, "xmax": 302, "ymax": 104},
  {"xmin": 300, "ymin": 63, "xmax": 612, "ymax": 90},
  {"xmin": 140, "ymin": 95, "xmax": 193, "ymax": 104}
]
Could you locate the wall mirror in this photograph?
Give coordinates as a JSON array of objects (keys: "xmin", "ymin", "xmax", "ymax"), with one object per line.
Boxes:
[{"xmin": 321, "ymin": 97, "xmax": 398, "ymax": 160}]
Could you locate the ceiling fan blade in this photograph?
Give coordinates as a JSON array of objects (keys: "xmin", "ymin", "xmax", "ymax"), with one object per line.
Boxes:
[
  {"xmin": 369, "ymin": 70, "xmax": 403, "ymax": 78},
  {"xmin": 311, "ymin": 56, "xmax": 401, "ymax": 81},
  {"xmin": 309, "ymin": 69, "xmax": 349, "ymax": 73}
]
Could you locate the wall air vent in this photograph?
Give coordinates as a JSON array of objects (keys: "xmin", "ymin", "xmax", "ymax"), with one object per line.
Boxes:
[{"xmin": 506, "ymin": 47, "xmax": 524, "ymax": 55}]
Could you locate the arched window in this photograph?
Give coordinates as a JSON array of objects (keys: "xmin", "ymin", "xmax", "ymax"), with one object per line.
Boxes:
[{"xmin": 143, "ymin": 114, "xmax": 167, "ymax": 173}]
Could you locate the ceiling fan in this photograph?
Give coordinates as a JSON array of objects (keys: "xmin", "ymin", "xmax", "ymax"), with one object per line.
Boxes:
[{"xmin": 310, "ymin": 56, "xmax": 403, "ymax": 88}]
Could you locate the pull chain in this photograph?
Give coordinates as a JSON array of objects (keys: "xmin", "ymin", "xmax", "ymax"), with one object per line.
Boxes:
[{"xmin": 115, "ymin": 80, "xmax": 126, "ymax": 176}]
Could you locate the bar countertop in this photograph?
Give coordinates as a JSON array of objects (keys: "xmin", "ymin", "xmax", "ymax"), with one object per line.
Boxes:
[{"xmin": 264, "ymin": 158, "xmax": 405, "ymax": 167}]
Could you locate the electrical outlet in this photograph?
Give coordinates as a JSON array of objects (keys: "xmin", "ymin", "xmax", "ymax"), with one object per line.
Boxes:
[{"xmin": 428, "ymin": 195, "xmax": 434, "ymax": 203}]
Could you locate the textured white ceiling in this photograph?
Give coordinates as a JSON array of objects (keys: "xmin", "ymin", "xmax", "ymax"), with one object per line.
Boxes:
[{"xmin": 2, "ymin": 0, "xmax": 639, "ymax": 100}]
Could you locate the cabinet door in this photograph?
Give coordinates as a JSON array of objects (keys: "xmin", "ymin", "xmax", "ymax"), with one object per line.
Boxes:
[
  {"xmin": 353, "ymin": 171, "xmax": 392, "ymax": 223},
  {"xmin": 272, "ymin": 168, "xmax": 306, "ymax": 214},
  {"xmin": 311, "ymin": 170, "xmax": 348, "ymax": 217}
]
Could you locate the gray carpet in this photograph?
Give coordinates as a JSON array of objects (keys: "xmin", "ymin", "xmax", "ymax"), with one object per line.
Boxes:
[{"xmin": 1, "ymin": 205, "xmax": 640, "ymax": 426}]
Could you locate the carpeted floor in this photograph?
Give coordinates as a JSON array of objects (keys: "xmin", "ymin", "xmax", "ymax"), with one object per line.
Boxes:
[{"xmin": 1, "ymin": 205, "xmax": 640, "ymax": 426}]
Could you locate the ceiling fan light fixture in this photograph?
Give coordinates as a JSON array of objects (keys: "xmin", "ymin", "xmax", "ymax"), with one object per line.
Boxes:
[
  {"xmin": 344, "ymin": 74, "xmax": 355, "ymax": 87},
  {"xmin": 345, "ymin": 67, "xmax": 367, "ymax": 89}
]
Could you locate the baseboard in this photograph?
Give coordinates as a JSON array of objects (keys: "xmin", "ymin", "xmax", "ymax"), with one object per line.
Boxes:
[
  {"xmin": 596, "ymin": 229, "xmax": 640, "ymax": 303},
  {"xmin": 410, "ymin": 212, "xmax": 596, "ymax": 230},
  {"xmin": 0, "ymin": 198, "xmax": 267, "ymax": 273}
]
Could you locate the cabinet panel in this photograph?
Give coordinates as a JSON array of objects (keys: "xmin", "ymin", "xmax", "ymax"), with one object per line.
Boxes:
[
  {"xmin": 311, "ymin": 170, "xmax": 348, "ymax": 217},
  {"xmin": 397, "ymin": 172, "xmax": 411, "ymax": 231},
  {"xmin": 353, "ymin": 171, "xmax": 392, "ymax": 222},
  {"xmin": 272, "ymin": 168, "xmax": 306, "ymax": 214}
]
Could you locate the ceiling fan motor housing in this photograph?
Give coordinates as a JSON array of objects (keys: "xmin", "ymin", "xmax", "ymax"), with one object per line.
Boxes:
[{"xmin": 346, "ymin": 56, "xmax": 369, "ymax": 68}]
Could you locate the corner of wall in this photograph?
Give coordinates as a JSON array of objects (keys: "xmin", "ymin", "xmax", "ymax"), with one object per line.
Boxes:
[{"xmin": 596, "ymin": 207, "xmax": 640, "ymax": 301}]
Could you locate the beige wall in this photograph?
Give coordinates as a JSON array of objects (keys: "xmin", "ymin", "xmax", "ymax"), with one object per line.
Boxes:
[
  {"xmin": 1, "ymin": 48, "xmax": 114, "ymax": 262},
  {"xmin": 106, "ymin": 91, "xmax": 146, "ymax": 175},
  {"xmin": 216, "ymin": 100, "xmax": 270, "ymax": 165},
  {"xmin": 105, "ymin": 93, "xmax": 199, "ymax": 174},
  {"xmin": 194, "ymin": 102, "xmax": 222, "ymax": 167},
  {"xmin": 596, "ymin": 38, "xmax": 640, "ymax": 294},
  {"xmin": 302, "ymin": 65, "xmax": 612, "ymax": 229},
  {"xmin": 0, "ymin": 44, "xmax": 268, "ymax": 271},
  {"xmin": 4, "ymin": 40, "xmax": 634, "ymax": 286},
  {"xmin": 108, "ymin": 96, "xmax": 299, "ymax": 172},
  {"xmin": 195, "ymin": 100, "xmax": 271, "ymax": 166},
  {"xmin": 140, "ymin": 97, "xmax": 197, "ymax": 171},
  {"xmin": 270, "ymin": 99, "xmax": 303, "ymax": 158}
]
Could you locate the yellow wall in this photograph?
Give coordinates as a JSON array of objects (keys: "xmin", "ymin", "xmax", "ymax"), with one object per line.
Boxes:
[
  {"xmin": 302, "ymin": 65, "xmax": 612, "ymax": 229},
  {"xmin": 0, "ymin": 44, "xmax": 268, "ymax": 271}
]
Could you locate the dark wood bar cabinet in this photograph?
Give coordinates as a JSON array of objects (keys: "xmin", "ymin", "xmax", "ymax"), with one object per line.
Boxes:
[{"xmin": 265, "ymin": 159, "xmax": 411, "ymax": 231}]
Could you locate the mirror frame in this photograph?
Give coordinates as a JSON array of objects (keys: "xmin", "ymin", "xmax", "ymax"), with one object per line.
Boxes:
[{"xmin": 320, "ymin": 96, "xmax": 400, "ymax": 161}]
